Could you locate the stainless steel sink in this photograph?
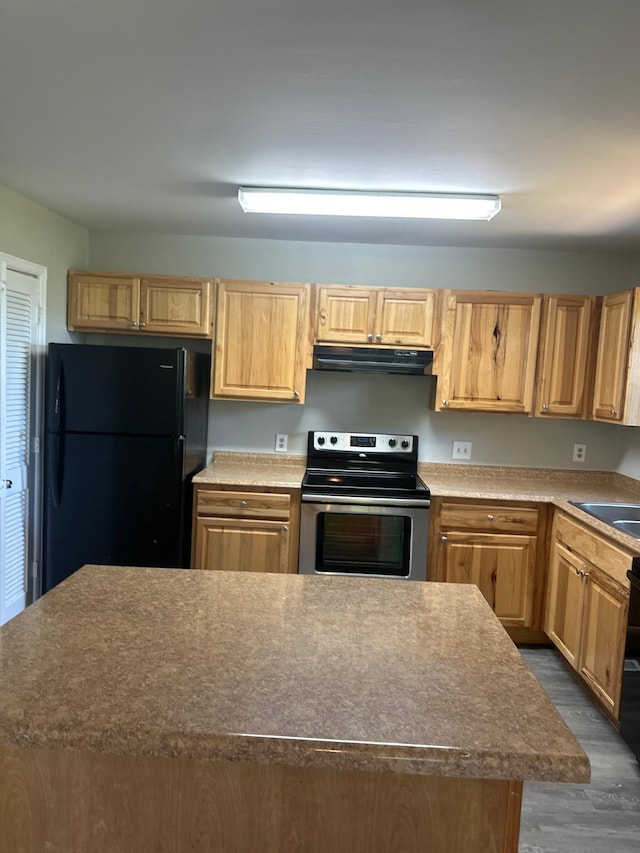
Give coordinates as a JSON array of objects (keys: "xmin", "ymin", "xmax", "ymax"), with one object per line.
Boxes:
[{"xmin": 569, "ymin": 501, "xmax": 640, "ymax": 538}]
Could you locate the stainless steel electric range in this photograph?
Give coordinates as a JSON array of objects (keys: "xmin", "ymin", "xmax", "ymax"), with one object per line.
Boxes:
[{"xmin": 298, "ymin": 431, "xmax": 430, "ymax": 581}]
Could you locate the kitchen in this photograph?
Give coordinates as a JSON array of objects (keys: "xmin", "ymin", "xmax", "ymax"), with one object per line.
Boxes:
[{"xmin": 3, "ymin": 1, "xmax": 640, "ymax": 850}]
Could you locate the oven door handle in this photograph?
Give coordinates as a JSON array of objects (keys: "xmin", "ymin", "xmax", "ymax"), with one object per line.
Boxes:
[{"xmin": 301, "ymin": 493, "xmax": 430, "ymax": 508}]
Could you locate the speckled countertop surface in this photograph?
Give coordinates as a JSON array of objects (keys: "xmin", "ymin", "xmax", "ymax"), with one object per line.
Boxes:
[
  {"xmin": 193, "ymin": 452, "xmax": 306, "ymax": 489},
  {"xmin": 193, "ymin": 454, "xmax": 640, "ymax": 554},
  {"xmin": 0, "ymin": 565, "xmax": 588, "ymax": 783}
]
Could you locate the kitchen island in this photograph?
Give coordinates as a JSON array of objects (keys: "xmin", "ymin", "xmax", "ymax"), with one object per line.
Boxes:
[{"xmin": 0, "ymin": 566, "xmax": 589, "ymax": 852}]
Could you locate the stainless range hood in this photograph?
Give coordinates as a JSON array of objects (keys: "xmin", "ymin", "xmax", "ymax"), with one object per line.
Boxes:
[{"xmin": 312, "ymin": 345, "xmax": 433, "ymax": 375}]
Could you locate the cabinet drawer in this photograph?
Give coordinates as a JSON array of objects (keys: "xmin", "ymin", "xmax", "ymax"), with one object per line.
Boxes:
[
  {"xmin": 196, "ymin": 489, "xmax": 291, "ymax": 519},
  {"xmin": 555, "ymin": 512, "xmax": 633, "ymax": 589},
  {"xmin": 439, "ymin": 503, "xmax": 539, "ymax": 534}
]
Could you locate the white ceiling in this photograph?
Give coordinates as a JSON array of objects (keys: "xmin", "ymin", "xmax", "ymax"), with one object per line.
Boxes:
[{"xmin": 2, "ymin": 0, "xmax": 640, "ymax": 251}]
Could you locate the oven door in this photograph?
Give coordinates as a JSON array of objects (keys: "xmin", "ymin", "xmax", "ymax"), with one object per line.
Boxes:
[{"xmin": 299, "ymin": 500, "xmax": 428, "ymax": 581}]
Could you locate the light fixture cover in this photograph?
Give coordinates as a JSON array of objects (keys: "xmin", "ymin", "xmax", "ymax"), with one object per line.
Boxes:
[{"xmin": 238, "ymin": 188, "xmax": 501, "ymax": 220}]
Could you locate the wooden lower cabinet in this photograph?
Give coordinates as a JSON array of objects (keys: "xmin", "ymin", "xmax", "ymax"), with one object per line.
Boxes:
[
  {"xmin": 441, "ymin": 532, "xmax": 536, "ymax": 628},
  {"xmin": 545, "ymin": 512, "xmax": 630, "ymax": 719},
  {"xmin": 430, "ymin": 499, "xmax": 545, "ymax": 634},
  {"xmin": 192, "ymin": 486, "xmax": 300, "ymax": 574}
]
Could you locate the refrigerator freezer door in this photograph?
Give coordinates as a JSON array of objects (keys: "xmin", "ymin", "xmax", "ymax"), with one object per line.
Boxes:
[
  {"xmin": 43, "ymin": 433, "xmax": 186, "ymax": 591},
  {"xmin": 46, "ymin": 344, "xmax": 185, "ymax": 436}
]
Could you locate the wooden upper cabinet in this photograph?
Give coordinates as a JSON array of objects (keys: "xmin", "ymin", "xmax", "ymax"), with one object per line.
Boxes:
[
  {"xmin": 139, "ymin": 277, "xmax": 212, "ymax": 337},
  {"xmin": 315, "ymin": 284, "xmax": 436, "ymax": 347},
  {"xmin": 316, "ymin": 286, "xmax": 378, "ymax": 343},
  {"xmin": 68, "ymin": 270, "xmax": 213, "ymax": 338},
  {"xmin": 212, "ymin": 280, "xmax": 311, "ymax": 403},
  {"xmin": 68, "ymin": 272, "xmax": 139, "ymax": 332},
  {"xmin": 535, "ymin": 295, "xmax": 597, "ymax": 419},
  {"xmin": 436, "ymin": 291, "xmax": 542, "ymax": 414},
  {"xmin": 376, "ymin": 289, "xmax": 436, "ymax": 347},
  {"xmin": 592, "ymin": 288, "xmax": 640, "ymax": 424}
]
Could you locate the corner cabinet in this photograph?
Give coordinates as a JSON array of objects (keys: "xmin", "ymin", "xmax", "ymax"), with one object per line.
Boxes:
[
  {"xmin": 592, "ymin": 288, "xmax": 640, "ymax": 425},
  {"xmin": 535, "ymin": 294, "xmax": 598, "ymax": 419},
  {"xmin": 67, "ymin": 270, "xmax": 213, "ymax": 337},
  {"xmin": 192, "ymin": 486, "xmax": 300, "ymax": 574},
  {"xmin": 212, "ymin": 280, "xmax": 311, "ymax": 403},
  {"xmin": 430, "ymin": 498, "xmax": 547, "ymax": 637},
  {"xmin": 316, "ymin": 284, "xmax": 436, "ymax": 348},
  {"xmin": 545, "ymin": 511, "xmax": 630, "ymax": 720},
  {"xmin": 435, "ymin": 291, "xmax": 542, "ymax": 414}
]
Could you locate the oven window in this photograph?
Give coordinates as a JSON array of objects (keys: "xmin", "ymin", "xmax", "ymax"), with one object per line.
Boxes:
[{"xmin": 315, "ymin": 511, "xmax": 411, "ymax": 577}]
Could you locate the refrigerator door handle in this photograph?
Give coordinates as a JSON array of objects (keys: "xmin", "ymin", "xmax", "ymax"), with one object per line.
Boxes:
[
  {"xmin": 52, "ymin": 356, "xmax": 66, "ymax": 433},
  {"xmin": 49, "ymin": 433, "xmax": 64, "ymax": 507}
]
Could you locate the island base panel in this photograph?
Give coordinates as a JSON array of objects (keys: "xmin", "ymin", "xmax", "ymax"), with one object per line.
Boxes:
[{"xmin": 0, "ymin": 745, "xmax": 522, "ymax": 853}]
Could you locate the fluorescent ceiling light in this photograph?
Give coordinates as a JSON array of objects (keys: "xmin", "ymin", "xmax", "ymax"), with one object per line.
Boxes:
[{"xmin": 238, "ymin": 188, "xmax": 501, "ymax": 220}]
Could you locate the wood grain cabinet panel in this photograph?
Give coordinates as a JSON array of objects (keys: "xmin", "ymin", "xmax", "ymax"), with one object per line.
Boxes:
[
  {"xmin": 316, "ymin": 285, "xmax": 378, "ymax": 343},
  {"xmin": 545, "ymin": 541, "xmax": 586, "ymax": 668},
  {"xmin": 442, "ymin": 533, "xmax": 536, "ymax": 628},
  {"xmin": 139, "ymin": 277, "xmax": 212, "ymax": 337},
  {"xmin": 431, "ymin": 499, "xmax": 544, "ymax": 633},
  {"xmin": 67, "ymin": 272, "xmax": 139, "ymax": 331},
  {"xmin": 68, "ymin": 270, "xmax": 213, "ymax": 337},
  {"xmin": 376, "ymin": 289, "xmax": 436, "ymax": 347},
  {"xmin": 195, "ymin": 518, "xmax": 291, "ymax": 574},
  {"xmin": 535, "ymin": 294, "xmax": 597, "ymax": 418},
  {"xmin": 316, "ymin": 284, "xmax": 436, "ymax": 347},
  {"xmin": 545, "ymin": 511, "xmax": 631, "ymax": 719},
  {"xmin": 213, "ymin": 280, "xmax": 310, "ymax": 402},
  {"xmin": 436, "ymin": 291, "xmax": 542, "ymax": 414},
  {"xmin": 192, "ymin": 485, "xmax": 300, "ymax": 574},
  {"xmin": 592, "ymin": 289, "xmax": 638, "ymax": 423}
]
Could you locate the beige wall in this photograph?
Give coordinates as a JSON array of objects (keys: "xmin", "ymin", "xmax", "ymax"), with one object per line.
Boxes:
[
  {"xmin": 0, "ymin": 184, "xmax": 88, "ymax": 342},
  {"xmin": 89, "ymin": 231, "xmax": 636, "ymax": 470}
]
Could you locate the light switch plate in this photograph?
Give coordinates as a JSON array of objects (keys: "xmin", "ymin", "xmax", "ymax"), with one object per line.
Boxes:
[{"xmin": 452, "ymin": 441, "xmax": 472, "ymax": 460}]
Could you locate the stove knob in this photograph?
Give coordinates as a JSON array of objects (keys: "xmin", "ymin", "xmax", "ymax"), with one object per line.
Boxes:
[
  {"xmin": 401, "ymin": 439, "xmax": 410, "ymax": 449},
  {"xmin": 317, "ymin": 436, "xmax": 325, "ymax": 445},
  {"xmin": 388, "ymin": 438, "xmax": 397, "ymax": 447},
  {"xmin": 330, "ymin": 435, "xmax": 338, "ymax": 445}
]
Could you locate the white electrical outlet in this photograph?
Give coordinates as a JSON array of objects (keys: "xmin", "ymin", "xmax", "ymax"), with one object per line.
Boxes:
[
  {"xmin": 275, "ymin": 433, "xmax": 288, "ymax": 453},
  {"xmin": 573, "ymin": 443, "xmax": 586, "ymax": 463},
  {"xmin": 452, "ymin": 441, "xmax": 472, "ymax": 460}
]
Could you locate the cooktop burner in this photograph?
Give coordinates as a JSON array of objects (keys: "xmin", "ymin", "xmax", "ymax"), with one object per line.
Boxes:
[{"xmin": 303, "ymin": 431, "xmax": 430, "ymax": 501}]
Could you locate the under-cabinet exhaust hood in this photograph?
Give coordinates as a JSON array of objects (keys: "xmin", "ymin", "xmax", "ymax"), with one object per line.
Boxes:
[{"xmin": 312, "ymin": 345, "xmax": 433, "ymax": 375}]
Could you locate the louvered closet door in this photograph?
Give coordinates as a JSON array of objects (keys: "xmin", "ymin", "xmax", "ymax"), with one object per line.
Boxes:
[{"xmin": 0, "ymin": 267, "xmax": 39, "ymax": 624}]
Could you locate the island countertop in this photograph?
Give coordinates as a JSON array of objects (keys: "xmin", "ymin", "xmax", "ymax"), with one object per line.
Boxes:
[{"xmin": 0, "ymin": 565, "xmax": 589, "ymax": 783}]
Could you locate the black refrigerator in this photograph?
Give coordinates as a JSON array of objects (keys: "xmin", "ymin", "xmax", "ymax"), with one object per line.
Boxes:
[{"xmin": 43, "ymin": 344, "xmax": 210, "ymax": 592}]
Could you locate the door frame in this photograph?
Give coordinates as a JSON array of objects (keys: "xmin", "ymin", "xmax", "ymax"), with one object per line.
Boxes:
[{"xmin": 0, "ymin": 252, "xmax": 47, "ymax": 605}]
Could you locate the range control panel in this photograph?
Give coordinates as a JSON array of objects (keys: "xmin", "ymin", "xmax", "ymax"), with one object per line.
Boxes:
[{"xmin": 310, "ymin": 432, "xmax": 415, "ymax": 453}]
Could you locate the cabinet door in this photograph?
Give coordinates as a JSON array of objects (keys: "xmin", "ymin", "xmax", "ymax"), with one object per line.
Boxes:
[
  {"xmin": 213, "ymin": 281, "xmax": 310, "ymax": 402},
  {"xmin": 67, "ymin": 272, "xmax": 139, "ymax": 332},
  {"xmin": 316, "ymin": 285, "xmax": 377, "ymax": 343},
  {"xmin": 544, "ymin": 541, "xmax": 585, "ymax": 669},
  {"xmin": 579, "ymin": 570, "xmax": 628, "ymax": 717},
  {"xmin": 140, "ymin": 278, "xmax": 212, "ymax": 337},
  {"xmin": 441, "ymin": 532, "xmax": 537, "ymax": 628},
  {"xmin": 536, "ymin": 295, "xmax": 595, "ymax": 418},
  {"xmin": 592, "ymin": 290, "xmax": 633, "ymax": 422},
  {"xmin": 376, "ymin": 289, "xmax": 436, "ymax": 347},
  {"xmin": 195, "ymin": 517, "xmax": 292, "ymax": 573},
  {"xmin": 437, "ymin": 292, "xmax": 542, "ymax": 413}
]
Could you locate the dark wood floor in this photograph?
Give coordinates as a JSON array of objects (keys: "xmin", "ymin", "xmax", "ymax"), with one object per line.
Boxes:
[{"xmin": 519, "ymin": 647, "xmax": 640, "ymax": 853}]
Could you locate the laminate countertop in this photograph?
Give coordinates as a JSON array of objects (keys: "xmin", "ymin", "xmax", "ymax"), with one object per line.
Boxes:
[
  {"xmin": 193, "ymin": 453, "xmax": 640, "ymax": 554},
  {"xmin": 0, "ymin": 565, "xmax": 588, "ymax": 784}
]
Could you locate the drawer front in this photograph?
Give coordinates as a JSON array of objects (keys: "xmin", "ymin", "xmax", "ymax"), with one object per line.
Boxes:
[
  {"xmin": 439, "ymin": 503, "xmax": 539, "ymax": 534},
  {"xmin": 555, "ymin": 512, "xmax": 633, "ymax": 589},
  {"xmin": 196, "ymin": 489, "xmax": 291, "ymax": 519}
]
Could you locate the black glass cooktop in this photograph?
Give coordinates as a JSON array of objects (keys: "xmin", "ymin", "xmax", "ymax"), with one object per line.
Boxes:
[{"xmin": 302, "ymin": 470, "xmax": 430, "ymax": 499}]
